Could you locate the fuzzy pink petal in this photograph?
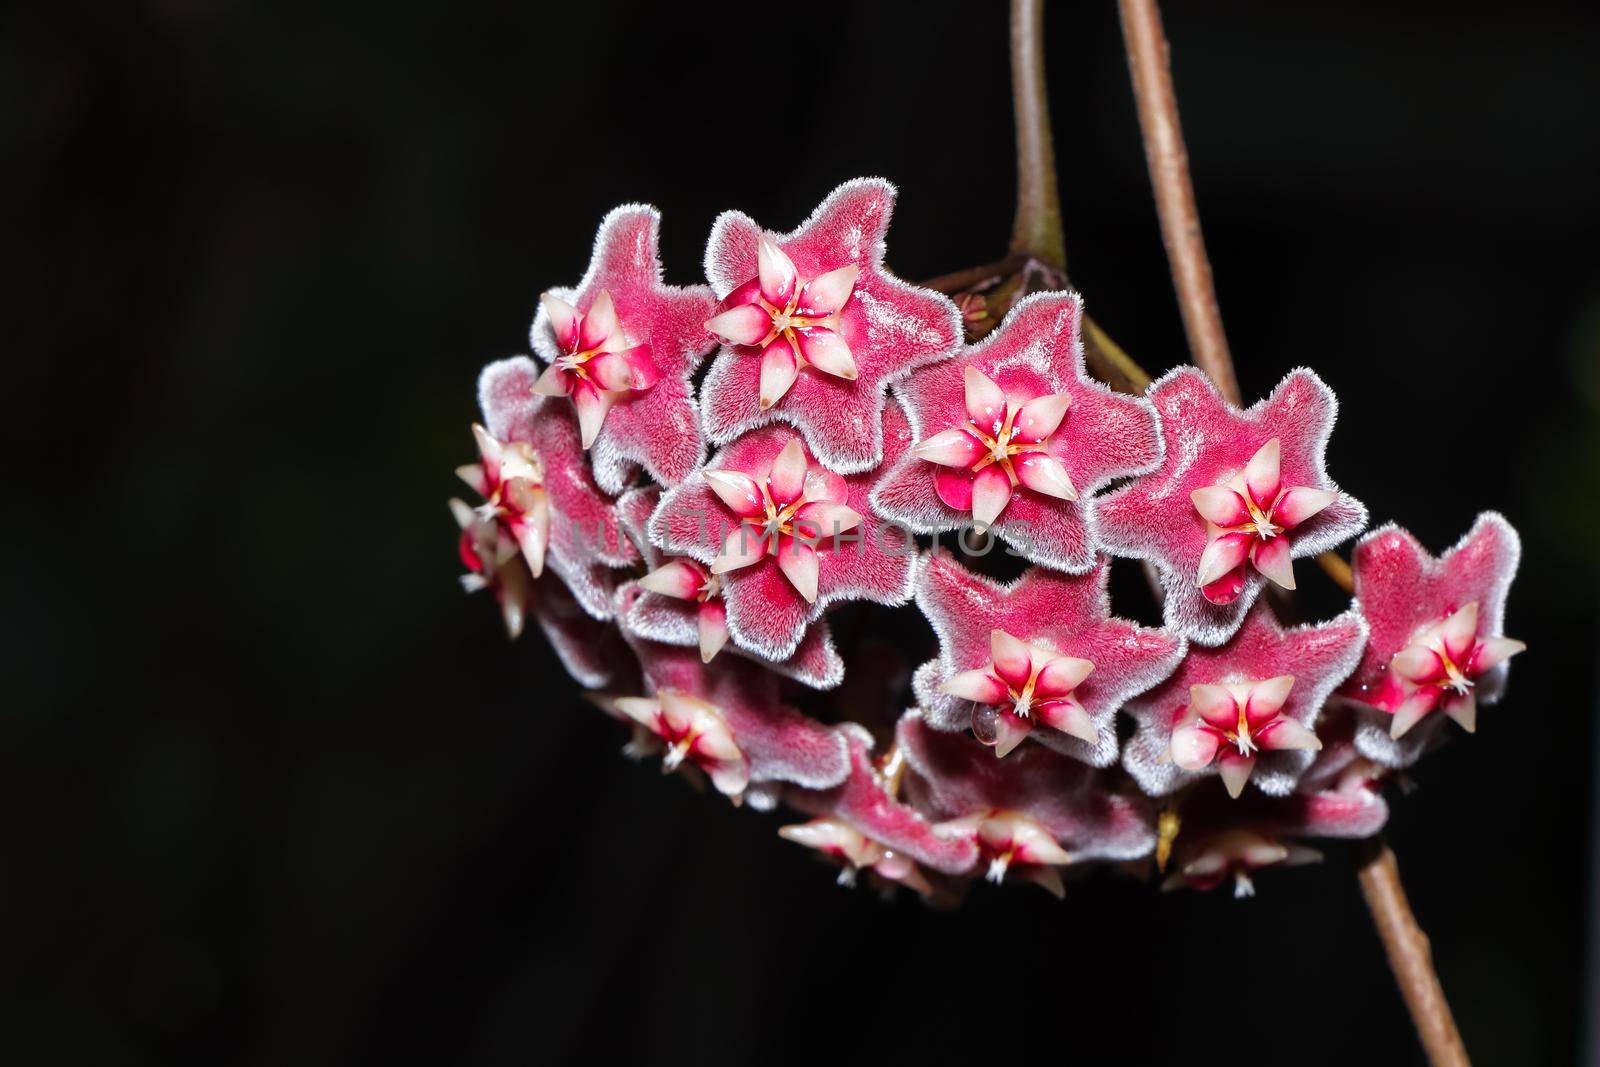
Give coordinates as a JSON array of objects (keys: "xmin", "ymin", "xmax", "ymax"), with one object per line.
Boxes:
[
  {"xmin": 1197, "ymin": 532, "xmax": 1253, "ymax": 588},
  {"xmin": 970, "ymin": 465, "xmax": 1013, "ymax": 530},
  {"xmin": 963, "ymin": 365, "xmax": 1007, "ymax": 430},
  {"xmin": 1010, "ymin": 391, "xmax": 1071, "ymax": 444},
  {"xmin": 768, "ymin": 438, "xmax": 809, "ymax": 506},
  {"xmin": 1273, "ymin": 486, "xmax": 1338, "ymax": 529},
  {"xmin": 638, "ymin": 559, "xmax": 704, "ymax": 601},
  {"xmin": 578, "ymin": 289, "xmax": 618, "ymax": 351},
  {"xmin": 757, "ymin": 237, "xmax": 798, "ymax": 307},
  {"xmin": 1243, "ymin": 437, "xmax": 1282, "ymax": 507},
  {"xmin": 1033, "ymin": 655, "xmax": 1095, "ymax": 700},
  {"xmin": 1190, "ymin": 684, "xmax": 1239, "ymax": 730},
  {"xmin": 940, "ymin": 669, "xmax": 1009, "ymax": 705},
  {"xmin": 1250, "ymin": 535, "xmax": 1296, "ymax": 590},
  {"xmin": 912, "ymin": 428, "xmax": 985, "ymax": 468},
  {"xmin": 794, "ymin": 327, "xmax": 858, "ymax": 380},
  {"xmin": 706, "ymin": 304, "xmax": 771, "ymax": 347},
  {"xmin": 989, "ymin": 629, "xmax": 1033, "ymax": 692},
  {"xmin": 1013, "ymin": 452, "xmax": 1077, "ymax": 502},
  {"xmin": 1170, "ymin": 723, "xmax": 1220, "ymax": 770},
  {"xmin": 702, "ymin": 469, "xmax": 767, "ymax": 519},
  {"xmin": 1190, "ymin": 485, "xmax": 1250, "ymax": 527},
  {"xmin": 797, "ymin": 264, "xmax": 860, "ymax": 317},
  {"xmin": 933, "ymin": 465, "xmax": 976, "ymax": 511}
]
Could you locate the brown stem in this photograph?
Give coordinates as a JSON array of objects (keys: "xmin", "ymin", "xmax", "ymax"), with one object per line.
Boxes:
[
  {"xmin": 1358, "ymin": 839, "xmax": 1471, "ymax": 1066},
  {"xmin": 1114, "ymin": 2, "xmax": 1455, "ymax": 1053},
  {"xmin": 1116, "ymin": 0, "xmax": 1241, "ymax": 405},
  {"xmin": 1009, "ymin": 0, "xmax": 1066, "ymax": 269}
]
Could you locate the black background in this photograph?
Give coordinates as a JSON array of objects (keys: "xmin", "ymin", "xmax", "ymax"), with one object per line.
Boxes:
[{"xmin": 8, "ymin": 1, "xmax": 1600, "ymax": 1063}]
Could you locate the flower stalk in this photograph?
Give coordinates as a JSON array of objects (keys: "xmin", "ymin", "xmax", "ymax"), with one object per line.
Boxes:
[{"xmin": 1112, "ymin": 1, "xmax": 1465, "ymax": 1060}]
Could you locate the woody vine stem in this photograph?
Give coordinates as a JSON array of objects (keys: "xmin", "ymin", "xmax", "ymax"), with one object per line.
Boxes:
[{"xmin": 1000, "ymin": 0, "xmax": 1471, "ymax": 1062}]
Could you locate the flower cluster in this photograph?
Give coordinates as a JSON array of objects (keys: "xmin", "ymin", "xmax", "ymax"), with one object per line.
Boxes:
[{"xmin": 449, "ymin": 179, "xmax": 1524, "ymax": 900}]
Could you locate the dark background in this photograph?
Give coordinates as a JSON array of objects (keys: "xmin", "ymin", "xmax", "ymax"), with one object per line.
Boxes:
[{"xmin": 8, "ymin": 1, "xmax": 1599, "ymax": 1063}]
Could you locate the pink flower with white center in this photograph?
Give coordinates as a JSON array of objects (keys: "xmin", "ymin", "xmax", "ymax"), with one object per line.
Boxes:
[
  {"xmin": 1382, "ymin": 602, "xmax": 1524, "ymax": 738},
  {"xmin": 937, "ymin": 808, "xmax": 1074, "ymax": 897},
  {"xmin": 912, "ymin": 550, "xmax": 1185, "ymax": 766},
  {"xmin": 530, "ymin": 206, "xmax": 718, "ymax": 493},
  {"xmin": 456, "ymin": 422, "xmax": 549, "ymax": 578},
  {"xmin": 702, "ymin": 437, "xmax": 863, "ymax": 604},
  {"xmin": 1161, "ymin": 828, "xmax": 1321, "ymax": 898},
  {"xmin": 1166, "ymin": 678, "xmax": 1318, "ymax": 799},
  {"xmin": 873, "ymin": 292, "xmax": 1163, "ymax": 573},
  {"xmin": 1161, "ymin": 752, "xmax": 1390, "ymax": 895},
  {"xmin": 1190, "ymin": 437, "xmax": 1339, "ymax": 599},
  {"xmin": 780, "ymin": 725, "xmax": 977, "ymax": 895},
  {"xmin": 898, "ymin": 711, "xmax": 1158, "ymax": 866},
  {"xmin": 1121, "ymin": 602, "xmax": 1367, "ymax": 799},
  {"xmin": 649, "ymin": 414, "xmax": 916, "ymax": 663},
  {"xmin": 637, "ymin": 556, "xmax": 728, "ymax": 663},
  {"xmin": 615, "ymin": 488, "xmax": 844, "ymax": 689},
  {"xmin": 1095, "ymin": 367, "xmax": 1368, "ymax": 646},
  {"xmin": 477, "ymin": 357, "xmax": 640, "ymax": 619},
  {"xmin": 449, "ymin": 499, "xmax": 623, "ymax": 687},
  {"xmin": 779, "ymin": 818, "xmax": 934, "ymax": 895},
  {"xmin": 622, "ymin": 634, "xmax": 851, "ymax": 792},
  {"xmin": 451, "ymin": 497, "xmax": 528, "ymax": 638},
  {"xmin": 938, "ymin": 629, "xmax": 1097, "ymax": 758},
  {"xmin": 704, "ymin": 238, "xmax": 862, "ymax": 405},
  {"xmin": 1337, "ymin": 513, "xmax": 1525, "ymax": 767},
  {"xmin": 699, "ymin": 178, "xmax": 962, "ymax": 474},
  {"xmin": 612, "ymin": 689, "xmax": 751, "ymax": 798}
]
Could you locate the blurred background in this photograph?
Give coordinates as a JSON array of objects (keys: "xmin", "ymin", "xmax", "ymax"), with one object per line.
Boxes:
[{"xmin": 7, "ymin": 0, "xmax": 1599, "ymax": 1063}]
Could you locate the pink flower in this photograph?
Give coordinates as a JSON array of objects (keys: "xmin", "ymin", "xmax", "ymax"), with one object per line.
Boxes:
[
  {"xmin": 449, "ymin": 499, "xmax": 624, "ymax": 687},
  {"xmin": 873, "ymin": 292, "xmax": 1163, "ymax": 572},
  {"xmin": 477, "ymin": 357, "xmax": 639, "ymax": 619},
  {"xmin": 898, "ymin": 711, "xmax": 1158, "ymax": 870},
  {"xmin": 1095, "ymin": 367, "xmax": 1368, "ymax": 646},
  {"xmin": 1161, "ymin": 740, "xmax": 1389, "ymax": 894},
  {"xmin": 611, "ymin": 689, "xmax": 751, "ymax": 797},
  {"xmin": 1338, "ymin": 513, "xmax": 1525, "ymax": 766},
  {"xmin": 912, "ymin": 550, "xmax": 1185, "ymax": 765},
  {"xmin": 619, "ymin": 635, "xmax": 851, "ymax": 794},
  {"xmin": 699, "ymin": 178, "xmax": 962, "ymax": 474},
  {"xmin": 1162, "ymin": 828, "xmax": 1322, "ymax": 897},
  {"xmin": 780, "ymin": 725, "xmax": 978, "ymax": 895},
  {"xmin": 530, "ymin": 206, "xmax": 719, "ymax": 493},
  {"xmin": 649, "ymin": 414, "xmax": 916, "ymax": 663},
  {"xmin": 455, "ymin": 422, "xmax": 549, "ymax": 579},
  {"xmin": 1122, "ymin": 602, "xmax": 1367, "ymax": 798}
]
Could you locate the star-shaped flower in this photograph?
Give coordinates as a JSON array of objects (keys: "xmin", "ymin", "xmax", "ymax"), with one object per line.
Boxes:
[
  {"xmin": 616, "ymin": 635, "xmax": 851, "ymax": 795},
  {"xmin": 873, "ymin": 292, "xmax": 1163, "ymax": 572},
  {"xmin": 1095, "ymin": 367, "xmax": 1368, "ymax": 646},
  {"xmin": 699, "ymin": 178, "xmax": 962, "ymax": 474},
  {"xmin": 897, "ymin": 711, "xmax": 1158, "ymax": 871},
  {"xmin": 779, "ymin": 724, "xmax": 978, "ymax": 894},
  {"xmin": 1122, "ymin": 602, "xmax": 1367, "ymax": 799},
  {"xmin": 530, "ymin": 205, "xmax": 719, "ymax": 493},
  {"xmin": 449, "ymin": 499, "xmax": 623, "ymax": 687},
  {"xmin": 455, "ymin": 422, "xmax": 548, "ymax": 579},
  {"xmin": 1160, "ymin": 758, "xmax": 1389, "ymax": 895},
  {"xmin": 649, "ymin": 414, "xmax": 916, "ymax": 663},
  {"xmin": 1337, "ymin": 512, "xmax": 1525, "ymax": 767},
  {"xmin": 911, "ymin": 550, "xmax": 1185, "ymax": 766}
]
